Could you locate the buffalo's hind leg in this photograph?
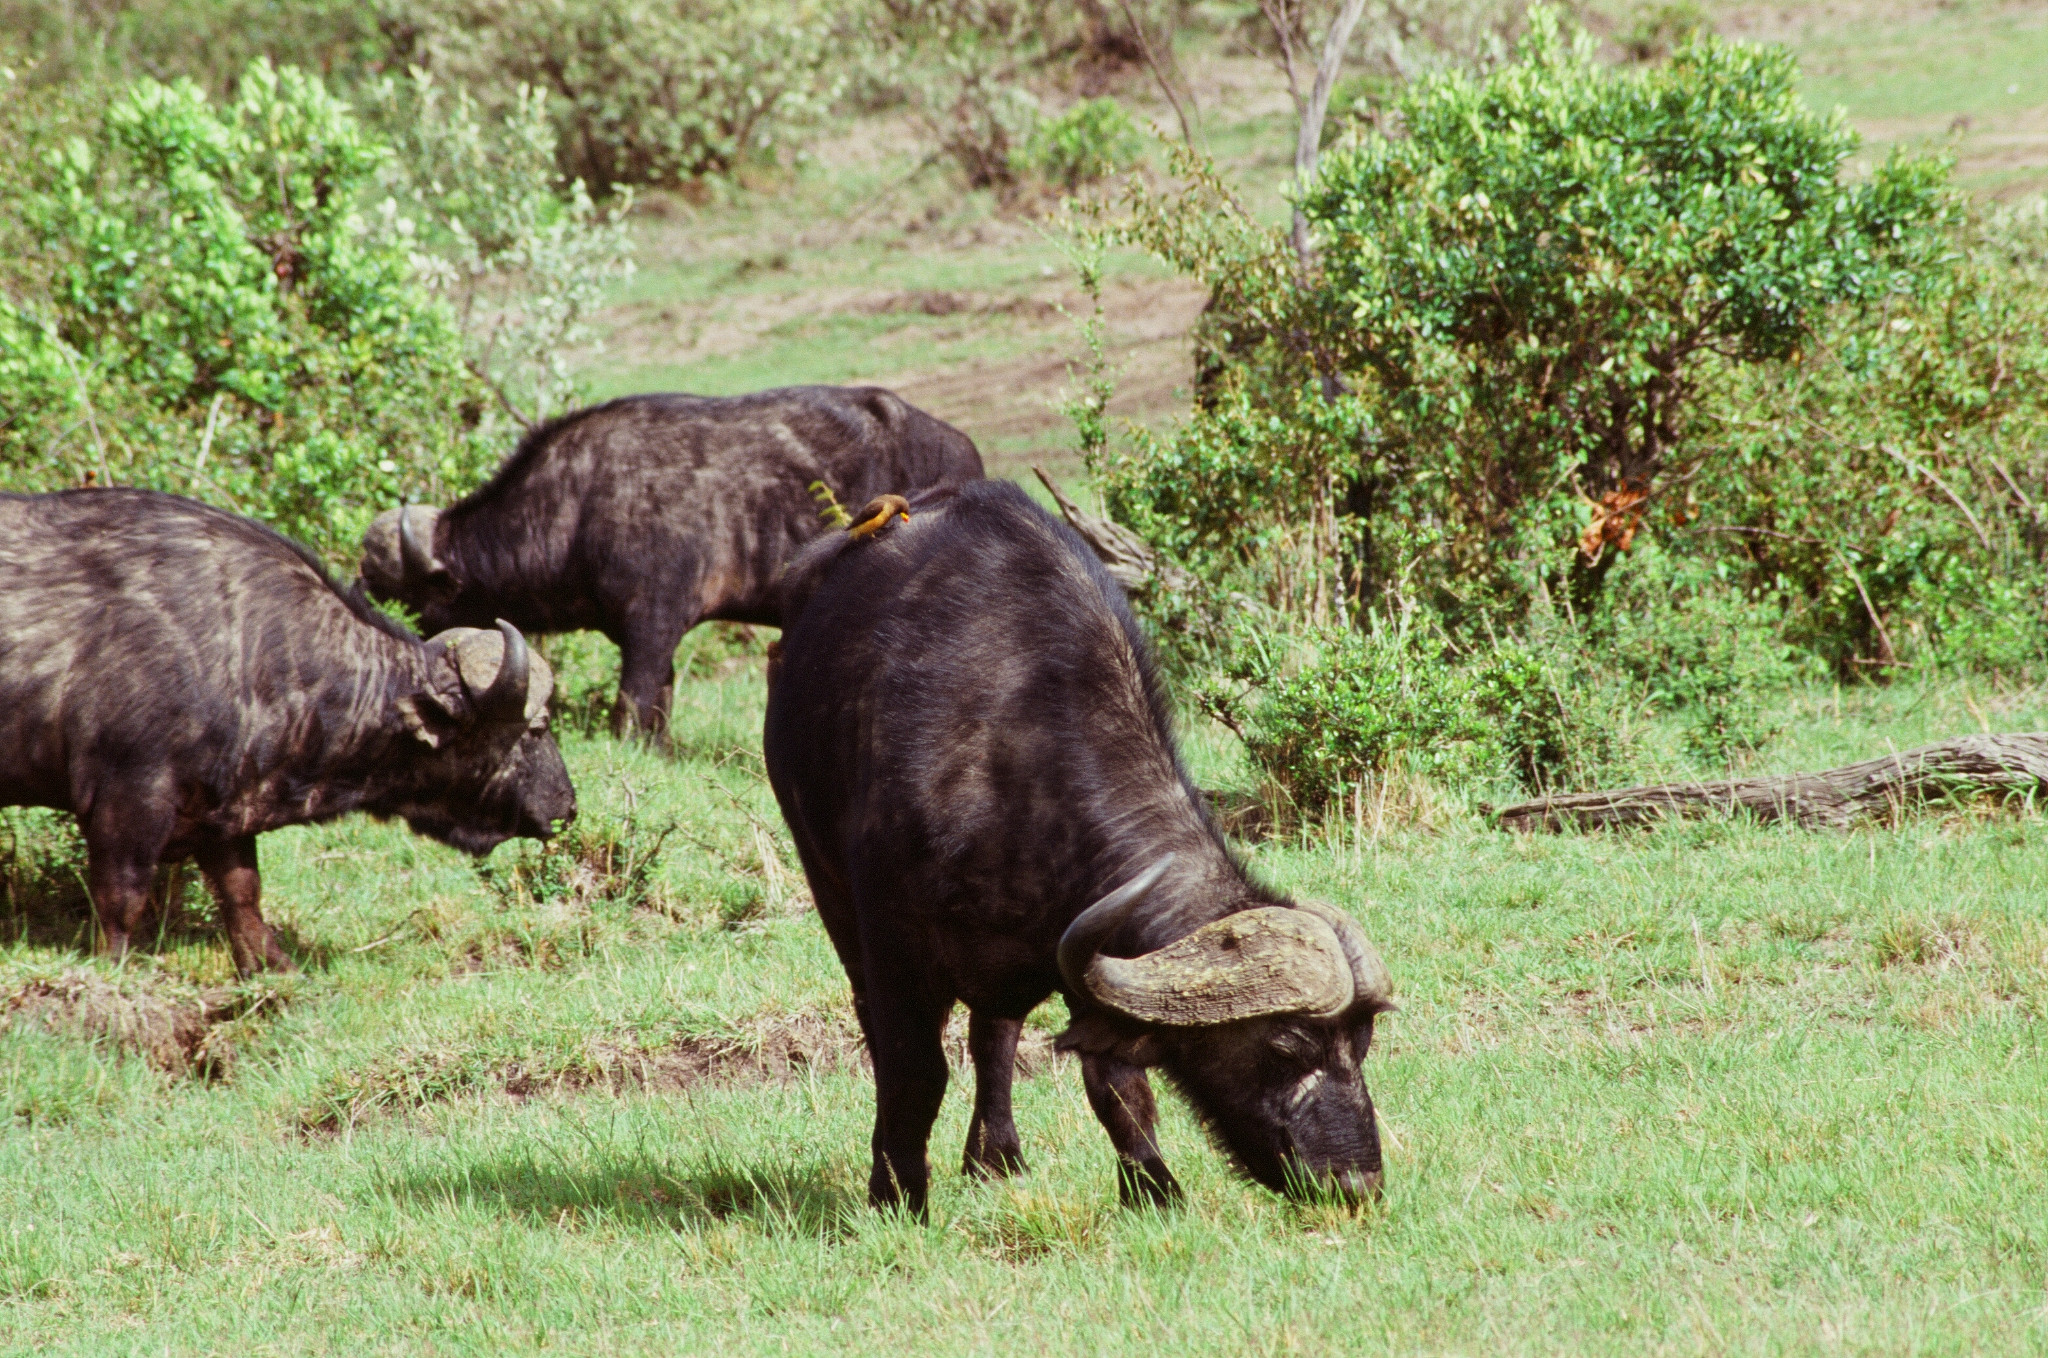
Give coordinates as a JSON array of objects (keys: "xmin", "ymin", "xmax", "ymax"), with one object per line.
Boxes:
[
  {"xmin": 611, "ymin": 627, "xmax": 682, "ymax": 742},
  {"xmin": 962, "ymin": 1011, "xmax": 1028, "ymax": 1179},
  {"xmin": 195, "ymin": 835, "xmax": 293, "ymax": 975},
  {"xmin": 862, "ymin": 989, "xmax": 952, "ymax": 1217},
  {"xmin": 610, "ymin": 592, "xmax": 698, "ymax": 744},
  {"xmin": 1080, "ymin": 1054, "xmax": 1183, "ymax": 1208}
]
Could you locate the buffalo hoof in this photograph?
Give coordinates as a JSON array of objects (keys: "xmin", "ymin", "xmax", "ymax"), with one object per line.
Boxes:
[
  {"xmin": 868, "ymin": 1165, "xmax": 931, "ymax": 1220},
  {"xmin": 1116, "ymin": 1159, "xmax": 1183, "ymax": 1209},
  {"xmin": 962, "ymin": 1140, "xmax": 1029, "ymax": 1180},
  {"xmin": 231, "ymin": 927, "xmax": 298, "ymax": 978}
]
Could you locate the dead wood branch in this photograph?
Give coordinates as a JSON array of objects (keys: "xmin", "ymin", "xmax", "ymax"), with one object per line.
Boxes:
[
  {"xmin": 1496, "ymin": 733, "xmax": 2048, "ymax": 832},
  {"xmin": 1032, "ymin": 464, "xmax": 1188, "ymax": 595}
]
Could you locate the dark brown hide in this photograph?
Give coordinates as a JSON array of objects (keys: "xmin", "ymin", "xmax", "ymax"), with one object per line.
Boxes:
[
  {"xmin": 0, "ymin": 489, "xmax": 575, "ymax": 973},
  {"xmin": 361, "ymin": 386, "xmax": 984, "ymax": 738},
  {"xmin": 764, "ymin": 481, "xmax": 1390, "ymax": 1214}
]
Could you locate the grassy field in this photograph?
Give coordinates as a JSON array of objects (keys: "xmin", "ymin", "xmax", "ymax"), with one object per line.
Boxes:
[
  {"xmin": 8, "ymin": 6, "xmax": 2048, "ymax": 1353},
  {"xmin": 4, "ymin": 655, "xmax": 2047, "ymax": 1354}
]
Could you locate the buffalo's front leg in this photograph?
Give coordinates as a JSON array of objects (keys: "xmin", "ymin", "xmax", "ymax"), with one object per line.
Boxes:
[
  {"xmin": 962, "ymin": 1011, "xmax": 1028, "ymax": 1178},
  {"xmin": 85, "ymin": 847, "xmax": 157, "ymax": 961},
  {"xmin": 863, "ymin": 992, "xmax": 951, "ymax": 1216},
  {"xmin": 1080, "ymin": 1053, "xmax": 1182, "ymax": 1207},
  {"xmin": 195, "ymin": 835, "xmax": 293, "ymax": 975},
  {"xmin": 82, "ymin": 794, "xmax": 174, "ymax": 960}
]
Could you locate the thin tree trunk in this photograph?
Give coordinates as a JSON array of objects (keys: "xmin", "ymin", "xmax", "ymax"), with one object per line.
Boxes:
[
  {"xmin": 1289, "ymin": 0, "xmax": 1369, "ymax": 268},
  {"xmin": 1496, "ymin": 733, "xmax": 2048, "ymax": 832}
]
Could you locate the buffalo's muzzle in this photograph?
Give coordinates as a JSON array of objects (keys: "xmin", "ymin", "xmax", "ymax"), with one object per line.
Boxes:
[{"xmin": 1334, "ymin": 1167, "xmax": 1384, "ymax": 1202}]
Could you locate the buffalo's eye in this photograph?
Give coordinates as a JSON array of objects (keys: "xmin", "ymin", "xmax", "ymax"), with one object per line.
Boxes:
[{"xmin": 1268, "ymin": 1027, "xmax": 1322, "ymax": 1071}]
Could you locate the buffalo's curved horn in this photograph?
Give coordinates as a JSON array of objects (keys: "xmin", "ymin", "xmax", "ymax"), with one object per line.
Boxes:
[
  {"xmin": 471, "ymin": 619, "xmax": 532, "ymax": 723},
  {"xmin": 1058, "ymin": 854, "xmax": 1175, "ymax": 998},
  {"xmin": 1294, "ymin": 900, "xmax": 1396, "ymax": 1015},
  {"xmin": 397, "ymin": 502, "xmax": 444, "ymax": 585},
  {"xmin": 1077, "ymin": 908, "xmax": 1354, "ymax": 1026}
]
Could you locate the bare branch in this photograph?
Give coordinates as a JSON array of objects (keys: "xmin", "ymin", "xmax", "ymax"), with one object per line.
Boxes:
[
  {"xmin": 1290, "ymin": 0, "xmax": 1369, "ymax": 269},
  {"xmin": 1256, "ymin": 0, "xmax": 1307, "ymax": 110},
  {"xmin": 1882, "ymin": 442, "xmax": 1994, "ymax": 553},
  {"xmin": 1113, "ymin": 0, "xmax": 1198, "ymax": 152}
]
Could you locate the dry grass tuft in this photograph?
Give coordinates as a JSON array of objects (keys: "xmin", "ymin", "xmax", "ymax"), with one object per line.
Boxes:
[
  {"xmin": 296, "ymin": 1008, "xmax": 1062, "ymax": 1135},
  {"xmin": 1, "ymin": 970, "xmax": 279, "ymax": 1077},
  {"xmin": 1873, "ymin": 915, "xmax": 1986, "ymax": 970}
]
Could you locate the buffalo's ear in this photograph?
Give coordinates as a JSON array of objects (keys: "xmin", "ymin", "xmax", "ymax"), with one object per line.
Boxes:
[
  {"xmin": 396, "ymin": 694, "xmax": 448, "ymax": 747},
  {"xmin": 1055, "ymin": 1013, "xmax": 1164, "ymax": 1067},
  {"xmin": 404, "ymin": 636, "xmax": 472, "ymax": 735}
]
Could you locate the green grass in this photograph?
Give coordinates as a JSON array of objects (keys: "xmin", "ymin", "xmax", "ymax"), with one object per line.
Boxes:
[
  {"xmin": 4, "ymin": 650, "xmax": 2048, "ymax": 1354},
  {"xmin": 1788, "ymin": 4, "xmax": 2048, "ymax": 122},
  {"xmin": 1704, "ymin": 0, "xmax": 2048, "ymax": 198}
]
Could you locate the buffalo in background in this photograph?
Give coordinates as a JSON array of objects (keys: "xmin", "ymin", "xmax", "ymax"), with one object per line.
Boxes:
[
  {"xmin": 765, "ymin": 480, "xmax": 1395, "ymax": 1213},
  {"xmin": 360, "ymin": 386, "xmax": 985, "ymax": 740},
  {"xmin": 0, "ymin": 489, "xmax": 575, "ymax": 974}
]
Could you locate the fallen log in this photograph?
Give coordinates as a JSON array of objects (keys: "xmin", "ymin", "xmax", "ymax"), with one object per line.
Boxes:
[{"xmin": 1496, "ymin": 733, "xmax": 2048, "ymax": 832}]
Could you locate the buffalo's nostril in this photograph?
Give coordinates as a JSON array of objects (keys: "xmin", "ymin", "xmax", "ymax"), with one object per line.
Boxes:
[{"xmin": 1335, "ymin": 1168, "xmax": 1384, "ymax": 1202}]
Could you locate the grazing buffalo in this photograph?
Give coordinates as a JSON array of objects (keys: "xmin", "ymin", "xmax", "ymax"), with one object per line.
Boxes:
[
  {"xmin": 358, "ymin": 386, "xmax": 985, "ymax": 739},
  {"xmin": 764, "ymin": 480, "xmax": 1395, "ymax": 1213},
  {"xmin": 0, "ymin": 489, "xmax": 575, "ymax": 974}
]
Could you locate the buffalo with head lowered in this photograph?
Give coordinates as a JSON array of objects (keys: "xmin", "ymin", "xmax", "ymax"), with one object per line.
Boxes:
[
  {"xmin": 0, "ymin": 489, "xmax": 575, "ymax": 974},
  {"xmin": 764, "ymin": 480, "xmax": 1395, "ymax": 1213},
  {"xmin": 359, "ymin": 385, "xmax": 984, "ymax": 740}
]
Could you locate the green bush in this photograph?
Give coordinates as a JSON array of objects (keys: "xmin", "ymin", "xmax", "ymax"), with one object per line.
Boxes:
[
  {"xmin": 1204, "ymin": 616, "xmax": 1495, "ymax": 815},
  {"xmin": 1017, "ymin": 98, "xmax": 1145, "ymax": 191},
  {"xmin": 867, "ymin": 0, "xmax": 1046, "ymax": 191},
  {"xmin": 0, "ymin": 810, "xmax": 90, "ymax": 937},
  {"xmin": 393, "ymin": 0, "xmax": 846, "ymax": 190},
  {"xmin": 0, "ymin": 0, "xmax": 382, "ymax": 95},
  {"xmin": 1595, "ymin": 546, "xmax": 1807, "ymax": 763},
  {"xmin": 363, "ymin": 68, "xmax": 634, "ymax": 426},
  {"xmin": 0, "ymin": 59, "xmax": 495, "ymax": 558},
  {"xmin": 1101, "ymin": 9, "xmax": 1958, "ymax": 651},
  {"xmin": 1681, "ymin": 200, "xmax": 2048, "ymax": 676},
  {"xmin": 1473, "ymin": 632, "xmax": 1634, "ymax": 792}
]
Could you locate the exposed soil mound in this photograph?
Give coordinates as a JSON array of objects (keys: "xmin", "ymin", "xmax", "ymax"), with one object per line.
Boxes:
[{"xmin": 2, "ymin": 970, "xmax": 253, "ymax": 1077}]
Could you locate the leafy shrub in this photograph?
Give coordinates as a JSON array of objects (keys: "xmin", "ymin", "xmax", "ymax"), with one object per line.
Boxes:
[
  {"xmin": 0, "ymin": 810, "xmax": 90, "ymax": 938},
  {"xmin": 392, "ymin": 0, "xmax": 847, "ymax": 189},
  {"xmin": 870, "ymin": 0, "xmax": 1045, "ymax": 191},
  {"xmin": 1615, "ymin": 0, "xmax": 1705, "ymax": 62},
  {"xmin": 1100, "ymin": 10, "xmax": 1958, "ymax": 651},
  {"xmin": 1595, "ymin": 547, "xmax": 1806, "ymax": 763},
  {"xmin": 364, "ymin": 68, "xmax": 634, "ymax": 426},
  {"xmin": 0, "ymin": 59, "xmax": 496, "ymax": 558},
  {"xmin": 1203, "ymin": 616, "xmax": 1495, "ymax": 815},
  {"xmin": 534, "ymin": 632, "xmax": 623, "ymax": 738},
  {"xmin": 1017, "ymin": 98, "xmax": 1144, "ymax": 191},
  {"xmin": 1, "ymin": 0, "xmax": 383, "ymax": 95},
  {"xmin": 1680, "ymin": 200, "xmax": 2048, "ymax": 676},
  {"xmin": 1473, "ymin": 632, "xmax": 1634, "ymax": 792}
]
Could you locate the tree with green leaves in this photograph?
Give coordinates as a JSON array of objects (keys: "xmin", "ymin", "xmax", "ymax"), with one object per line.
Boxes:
[{"xmin": 1301, "ymin": 7, "xmax": 1956, "ymax": 611}]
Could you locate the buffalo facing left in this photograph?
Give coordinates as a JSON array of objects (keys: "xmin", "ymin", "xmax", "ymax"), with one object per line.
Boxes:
[{"xmin": 0, "ymin": 489, "xmax": 576, "ymax": 974}]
